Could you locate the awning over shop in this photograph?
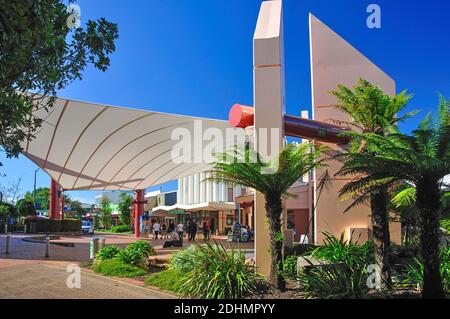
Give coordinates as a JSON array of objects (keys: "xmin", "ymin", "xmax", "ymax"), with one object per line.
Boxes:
[{"xmin": 151, "ymin": 202, "xmax": 236, "ymax": 214}]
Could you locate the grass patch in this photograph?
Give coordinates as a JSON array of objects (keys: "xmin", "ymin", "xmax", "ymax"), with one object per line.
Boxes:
[
  {"xmin": 145, "ymin": 269, "xmax": 185, "ymax": 293},
  {"xmin": 92, "ymin": 258, "xmax": 147, "ymax": 278},
  {"xmin": 111, "ymin": 225, "xmax": 132, "ymax": 233},
  {"xmin": 95, "ymin": 228, "xmax": 132, "ymax": 234}
]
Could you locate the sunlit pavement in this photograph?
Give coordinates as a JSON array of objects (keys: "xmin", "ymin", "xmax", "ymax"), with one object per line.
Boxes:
[
  {"xmin": 0, "ymin": 234, "xmax": 173, "ymax": 299},
  {"xmin": 0, "ymin": 260, "xmax": 175, "ymax": 299},
  {"xmin": 0, "ymin": 233, "xmax": 253, "ymax": 298}
]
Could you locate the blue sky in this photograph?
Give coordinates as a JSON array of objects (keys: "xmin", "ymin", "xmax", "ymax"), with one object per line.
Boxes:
[{"xmin": 1, "ymin": 0, "xmax": 449, "ymax": 204}]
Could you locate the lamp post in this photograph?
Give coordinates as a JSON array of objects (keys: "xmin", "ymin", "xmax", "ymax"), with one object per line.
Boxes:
[{"xmin": 33, "ymin": 168, "xmax": 40, "ymax": 209}]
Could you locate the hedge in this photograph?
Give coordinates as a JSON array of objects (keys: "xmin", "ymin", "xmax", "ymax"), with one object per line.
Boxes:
[{"xmin": 24, "ymin": 216, "xmax": 82, "ymax": 233}]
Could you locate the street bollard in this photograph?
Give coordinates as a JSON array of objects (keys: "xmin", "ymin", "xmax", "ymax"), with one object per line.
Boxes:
[
  {"xmin": 98, "ymin": 236, "xmax": 105, "ymax": 250},
  {"xmin": 4, "ymin": 224, "xmax": 7, "ymax": 234},
  {"xmin": 5, "ymin": 233, "xmax": 11, "ymax": 254},
  {"xmin": 44, "ymin": 235, "xmax": 50, "ymax": 258},
  {"xmin": 24, "ymin": 224, "xmax": 27, "ymax": 234},
  {"xmin": 90, "ymin": 237, "xmax": 99, "ymax": 259}
]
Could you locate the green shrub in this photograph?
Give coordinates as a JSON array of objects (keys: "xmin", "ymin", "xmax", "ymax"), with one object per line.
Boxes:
[
  {"xmin": 169, "ymin": 244, "xmax": 199, "ymax": 272},
  {"xmin": 60, "ymin": 219, "xmax": 82, "ymax": 232},
  {"xmin": 282, "ymin": 255, "xmax": 298, "ymax": 279},
  {"xmin": 297, "ymin": 259, "xmax": 369, "ymax": 299},
  {"xmin": 307, "ymin": 232, "xmax": 373, "ymax": 267},
  {"xmin": 92, "ymin": 258, "xmax": 147, "ymax": 278},
  {"xmin": 117, "ymin": 248, "xmax": 144, "ymax": 266},
  {"xmin": 24, "ymin": 216, "xmax": 81, "ymax": 233},
  {"xmin": 126, "ymin": 240, "xmax": 156, "ymax": 257},
  {"xmin": 171, "ymin": 241, "xmax": 267, "ymax": 299},
  {"xmin": 145, "ymin": 269, "xmax": 185, "ymax": 292},
  {"xmin": 93, "ymin": 241, "xmax": 156, "ymax": 268},
  {"xmin": 297, "ymin": 233, "xmax": 372, "ymax": 299},
  {"xmin": 402, "ymin": 246, "xmax": 450, "ymax": 292},
  {"xmin": 111, "ymin": 224, "xmax": 131, "ymax": 233},
  {"xmin": 94, "ymin": 246, "xmax": 120, "ymax": 264}
]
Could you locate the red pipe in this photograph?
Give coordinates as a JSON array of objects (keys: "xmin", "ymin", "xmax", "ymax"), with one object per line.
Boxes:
[{"xmin": 229, "ymin": 104, "xmax": 350, "ymax": 144}]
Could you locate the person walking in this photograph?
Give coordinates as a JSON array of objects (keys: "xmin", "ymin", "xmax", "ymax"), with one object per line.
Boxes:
[
  {"xmin": 161, "ymin": 222, "xmax": 167, "ymax": 239},
  {"xmin": 153, "ymin": 221, "xmax": 161, "ymax": 240},
  {"xmin": 186, "ymin": 220, "xmax": 192, "ymax": 241},
  {"xmin": 202, "ymin": 220, "xmax": 210, "ymax": 241},
  {"xmin": 188, "ymin": 220, "xmax": 197, "ymax": 241},
  {"xmin": 168, "ymin": 221, "xmax": 175, "ymax": 233},
  {"xmin": 176, "ymin": 222, "xmax": 185, "ymax": 246}
]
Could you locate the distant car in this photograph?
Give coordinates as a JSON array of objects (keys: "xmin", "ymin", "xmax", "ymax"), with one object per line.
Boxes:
[{"xmin": 82, "ymin": 221, "xmax": 94, "ymax": 235}]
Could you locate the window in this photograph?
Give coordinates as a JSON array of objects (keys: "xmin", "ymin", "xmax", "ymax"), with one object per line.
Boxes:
[
  {"xmin": 287, "ymin": 210, "xmax": 295, "ymax": 230},
  {"xmin": 228, "ymin": 188, "xmax": 234, "ymax": 202}
]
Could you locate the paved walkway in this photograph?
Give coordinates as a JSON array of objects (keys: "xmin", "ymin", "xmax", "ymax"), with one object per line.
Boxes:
[
  {"xmin": 0, "ymin": 233, "xmax": 253, "ymax": 261},
  {"xmin": 0, "ymin": 259, "xmax": 174, "ymax": 299},
  {"xmin": 0, "ymin": 233, "xmax": 253, "ymax": 299}
]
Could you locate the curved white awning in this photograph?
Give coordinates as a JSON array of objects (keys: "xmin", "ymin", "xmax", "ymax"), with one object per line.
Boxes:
[{"xmin": 22, "ymin": 97, "xmax": 238, "ymax": 191}]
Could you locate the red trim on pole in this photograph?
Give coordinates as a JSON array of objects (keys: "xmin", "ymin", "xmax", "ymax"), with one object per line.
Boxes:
[{"xmin": 134, "ymin": 190, "xmax": 145, "ymax": 238}]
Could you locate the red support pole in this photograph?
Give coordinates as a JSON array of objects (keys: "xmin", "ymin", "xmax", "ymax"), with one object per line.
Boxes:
[
  {"xmin": 49, "ymin": 179, "xmax": 60, "ymax": 220},
  {"xmin": 134, "ymin": 190, "xmax": 145, "ymax": 238}
]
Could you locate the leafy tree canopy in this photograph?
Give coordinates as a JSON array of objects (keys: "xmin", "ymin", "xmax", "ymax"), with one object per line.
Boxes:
[
  {"xmin": 118, "ymin": 192, "xmax": 133, "ymax": 226},
  {"xmin": 0, "ymin": 0, "xmax": 119, "ymax": 168},
  {"xmin": 69, "ymin": 200, "xmax": 85, "ymax": 218},
  {"xmin": 0, "ymin": 202, "xmax": 18, "ymax": 220},
  {"xmin": 24, "ymin": 187, "xmax": 50, "ymax": 209},
  {"xmin": 16, "ymin": 198, "xmax": 36, "ymax": 217}
]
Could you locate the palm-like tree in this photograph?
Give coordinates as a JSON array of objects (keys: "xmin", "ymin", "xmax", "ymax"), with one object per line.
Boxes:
[
  {"xmin": 391, "ymin": 183, "xmax": 450, "ymax": 246},
  {"xmin": 208, "ymin": 143, "xmax": 326, "ymax": 290},
  {"xmin": 330, "ymin": 78, "xmax": 414, "ymax": 287},
  {"xmin": 336, "ymin": 96, "xmax": 449, "ymax": 298}
]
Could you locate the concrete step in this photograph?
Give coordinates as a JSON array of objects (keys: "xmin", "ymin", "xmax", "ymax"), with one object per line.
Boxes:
[
  {"xmin": 155, "ymin": 249, "xmax": 179, "ymax": 255},
  {"xmin": 148, "ymin": 254, "xmax": 171, "ymax": 264}
]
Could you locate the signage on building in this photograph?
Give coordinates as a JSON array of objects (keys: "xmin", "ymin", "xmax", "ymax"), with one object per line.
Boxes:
[{"xmin": 168, "ymin": 209, "xmax": 185, "ymax": 215}]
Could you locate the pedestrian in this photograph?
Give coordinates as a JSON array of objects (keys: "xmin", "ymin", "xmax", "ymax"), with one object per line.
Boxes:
[
  {"xmin": 153, "ymin": 220, "xmax": 161, "ymax": 240},
  {"xmin": 168, "ymin": 221, "xmax": 175, "ymax": 233},
  {"xmin": 176, "ymin": 222, "xmax": 185, "ymax": 245},
  {"xmin": 202, "ymin": 220, "xmax": 210, "ymax": 241},
  {"xmin": 188, "ymin": 220, "xmax": 197, "ymax": 241},
  {"xmin": 187, "ymin": 220, "xmax": 192, "ymax": 241},
  {"xmin": 149, "ymin": 220, "xmax": 154, "ymax": 239},
  {"xmin": 161, "ymin": 222, "xmax": 167, "ymax": 239}
]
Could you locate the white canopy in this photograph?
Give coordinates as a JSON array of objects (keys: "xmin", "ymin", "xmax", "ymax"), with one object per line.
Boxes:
[
  {"xmin": 151, "ymin": 202, "xmax": 236, "ymax": 214},
  {"xmin": 23, "ymin": 97, "xmax": 234, "ymax": 191}
]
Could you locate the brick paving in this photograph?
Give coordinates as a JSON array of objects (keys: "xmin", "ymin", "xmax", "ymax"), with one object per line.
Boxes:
[
  {"xmin": 0, "ymin": 261, "xmax": 175, "ymax": 299},
  {"xmin": 0, "ymin": 233, "xmax": 253, "ymax": 299}
]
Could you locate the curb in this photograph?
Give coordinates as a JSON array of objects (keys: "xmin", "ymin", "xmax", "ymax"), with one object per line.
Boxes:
[{"xmin": 80, "ymin": 266, "xmax": 179, "ymax": 299}]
